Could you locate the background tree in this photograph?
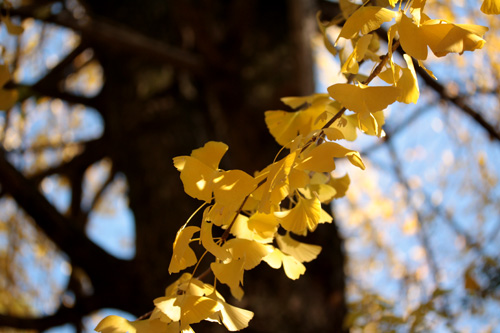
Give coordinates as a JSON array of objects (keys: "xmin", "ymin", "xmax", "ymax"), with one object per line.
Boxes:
[
  {"xmin": 0, "ymin": 1, "xmax": 346, "ymax": 332},
  {"xmin": 0, "ymin": 0, "xmax": 499, "ymax": 332}
]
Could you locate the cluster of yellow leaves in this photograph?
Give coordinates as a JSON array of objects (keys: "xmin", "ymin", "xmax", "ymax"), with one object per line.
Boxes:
[
  {"xmin": 96, "ymin": 0, "xmax": 494, "ymax": 332},
  {"xmin": 170, "ymin": 138, "xmax": 350, "ymax": 287},
  {"xmin": 95, "ymin": 273, "xmax": 254, "ymax": 333}
]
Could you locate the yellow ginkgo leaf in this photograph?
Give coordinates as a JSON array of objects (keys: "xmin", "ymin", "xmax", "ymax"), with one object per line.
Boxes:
[
  {"xmin": 229, "ymin": 214, "xmax": 254, "ymax": 241},
  {"xmin": 205, "ymin": 291, "xmax": 254, "ymax": 331},
  {"xmin": 396, "ymin": 54, "xmax": 419, "ymax": 104},
  {"xmin": 276, "ymin": 233, "xmax": 321, "ymax": 263},
  {"xmin": 254, "ymin": 151, "xmax": 297, "ymax": 213},
  {"xmin": 346, "ymin": 151, "xmax": 366, "ymax": 170},
  {"xmin": 295, "ymin": 142, "xmax": 346, "ymax": 172},
  {"xmin": 322, "ymin": 127, "xmax": 345, "ymax": 141},
  {"xmin": 168, "ymin": 226, "xmax": 200, "ymax": 274},
  {"xmin": 95, "ymin": 316, "xmax": 167, "ymax": 333},
  {"xmin": 397, "ymin": 12, "xmax": 429, "ymax": 60},
  {"xmin": 481, "ymin": 0, "xmax": 500, "ymax": 14},
  {"xmin": 155, "ymin": 297, "xmax": 180, "ymax": 322},
  {"xmin": 95, "ymin": 315, "xmax": 136, "ymax": 333},
  {"xmin": 224, "ymin": 238, "xmax": 272, "ymax": 270},
  {"xmin": 280, "ymin": 93, "xmax": 330, "ymax": 109},
  {"xmin": 201, "ymin": 220, "xmax": 231, "ymax": 261},
  {"xmin": 211, "ymin": 257, "xmax": 245, "ymax": 300},
  {"xmin": 319, "ymin": 207, "xmax": 333, "ymax": 224},
  {"xmin": 176, "ymin": 295, "xmax": 220, "ymax": 329},
  {"xmin": 173, "ymin": 141, "xmax": 228, "ymax": 202},
  {"xmin": 421, "ymin": 20, "xmax": 488, "ymax": 57},
  {"xmin": 208, "ymin": 170, "xmax": 257, "ymax": 226},
  {"xmin": 274, "ymin": 196, "xmax": 321, "ymax": 234},
  {"xmin": 265, "ymin": 95, "xmax": 330, "ymax": 146},
  {"xmin": 411, "ymin": 0, "xmax": 427, "ymax": 9},
  {"xmin": 218, "ymin": 299, "xmax": 254, "ymax": 331},
  {"xmin": 301, "ymin": 183, "xmax": 337, "ymax": 203},
  {"xmin": 356, "ymin": 110, "xmax": 385, "ymax": 138},
  {"xmin": 296, "ymin": 142, "xmax": 365, "ymax": 172},
  {"xmin": 328, "ymin": 174, "xmax": 350, "ymax": 199},
  {"xmin": 329, "ymin": 113, "xmax": 358, "ymax": 141},
  {"xmin": 245, "ymin": 212, "xmax": 279, "ymax": 243},
  {"xmin": 378, "ymin": 67, "xmax": 396, "ymax": 85},
  {"xmin": 339, "ymin": 0, "xmax": 360, "ymax": 19},
  {"xmin": 191, "ymin": 141, "xmax": 228, "ymax": 170},
  {"xmin": 263, "ymin": 247, "xmax": 306, "ymax": 280},
  {"xmin": 164, "ymin": 273, "xmax": 202, "ymax": 297},
  {"xmin": 328, "ymin": 83, "xmax": 400, "ymax": 115},
  {"xmin": 229, "ymin": 214, "xmax": 278, "ymax": 243},
  {"xmin": 288, "ymin": 168, "xmax": 310, "ymax": 191},
  {"xmin": 341, "ymin": 34, "xmax": 373, "ymax": 74},
  {"xmin": 397, "ymin": 13, "xmax": 488, "ymax": 60},
  {"xmin": 336, "ymin": 6, "xmax": 396, "ymax": 43}
]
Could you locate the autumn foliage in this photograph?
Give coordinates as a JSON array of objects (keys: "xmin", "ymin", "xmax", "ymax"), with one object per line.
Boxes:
[
  {"xmin": 0, "ymin": 0, "xmax": 499, "ymax": 332},
  {"xmin": 90, "ymin": 0, "xmax": 495, "ymax": 331}
]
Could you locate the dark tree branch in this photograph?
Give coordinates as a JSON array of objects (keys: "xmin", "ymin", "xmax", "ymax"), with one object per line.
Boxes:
[
  {"xmin": 0, "ymin": 147, "xmax": 129, "ymax": 283},
  {"xmin": 0, "ymin": 306, "xmax": 79, "ymax": 331},
  {"xmin": 30, "ymin": 138, "xmax": 107, "ymax": 184},
  {"xmin": 3, "ymin": 38, "xmax": 98, "ymax": 107},
  {"xmin": 70, "ymin": 168, "xmax": 84, "ymax": 223},
  {"xmin": 11, "ymin": 6, "xmax": 205, "ymax": 74},
  {"xmin": 411, "ymin": 59, "xmax": 500, "ymax": 143},
  {"xmin": 386, "ymin": 142, "xmax": 442, "ymax": 284},
  {"xmin": 33, "ymin": 41, "xmax": 88, "ymax": 90},
  {"xmin": 13, "ymin": 83, "xmax": 98, "ymax": 107}
]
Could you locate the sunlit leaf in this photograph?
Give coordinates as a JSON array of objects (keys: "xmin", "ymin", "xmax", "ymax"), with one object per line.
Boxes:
[
  {"xmin": 177, "ymin": 295, "xmax": 219, "ymax": 328},
  {"xmin": 211, "ymin": 257, "xmax": 245, "ymax": 300},
  {"xmin": 218, "ymin": 300, "xmax": 254, "ymax": 331},
  {"xmin": 265, "ymin": 94, "xmax": 331, "ymax": 146},
  {"xmin": 169, "ymin": 226, "xmax": 200, "ymax": 274},
  {"xmin": 481, "ymin": 0, "xmax": 500, "ymax": 14},
  {"xmin": 397, "ymin": 13, "xmax": 429, "ymax": 60},
  {"xmin": 208, "ymin": 170, "xmax": 257, "ymax": 226},
  {"xmin": 95, "ymin": 315, "xmax": 167, "ymax": 333},
  {"xmin": 276, "ymin": 233, "xmax": 321, "ymax": 263},
  {"xmin": 201, "ymin": 220, "xmax": 231, "ymax": 261},
  {"xmin": 263, "ymin": 247, "xmax": 306, "ymax": 280},
  {"xmin": 328, "ymin": 174, "xmax": 350, "ymax": 199},
  {"xmin": 173, "ymin": 141, "xmax": 228, "ymax": 202},
  {"xmin": 327, "ymin": 83, "xmax": 400, "ymax": 115},
  {"xmin": 341, "ymin": 34, "xmax": 373, "ymax": 74},
  {"xmin": 336, "ymin": 6, "xmax": 396, "ymax": 43},
  {"xmin": 296, "ymin": 142, "xmax": 364, "ymax": 172},
  {"xmin": 396, "ymin": 54, "xmax": 419, "ymax": 104},
  {"xmin": 223, "ymin": 238, "xmax": 272, "ymax": 270},
  {"xmin": 274, "ymin": 196, "xmax": 321, "ymax": 234},
  {"xmin": 232, "ymin": 212, "xmax": 279, "ymax": 243},
  {"xmin": 253, "ymin": 151, "xmax": 297, "ymax": 213},
  {"xmin": 421, "ymin": 20, "xmax": 488, "ymax": 57}
]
